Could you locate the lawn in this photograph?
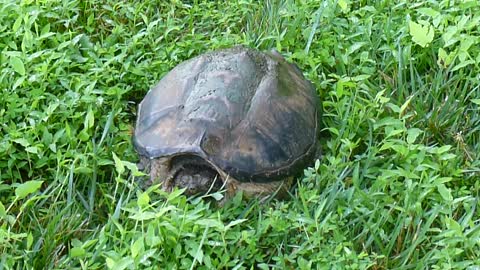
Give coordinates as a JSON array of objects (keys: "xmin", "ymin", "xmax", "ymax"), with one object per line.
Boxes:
[{"xmin": 1, "ymin": 0, "xmax": 480, "ymax": 269}]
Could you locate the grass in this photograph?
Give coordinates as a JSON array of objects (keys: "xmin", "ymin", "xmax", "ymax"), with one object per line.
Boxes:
[{"xmin": 1, "ymin": 0, "xmax": 480, "ymax": 269}]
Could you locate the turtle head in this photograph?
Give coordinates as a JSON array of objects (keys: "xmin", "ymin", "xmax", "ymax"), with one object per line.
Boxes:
[{"xmin": 138, "ymin": 154, "xmax": 223, "ymax": 196}]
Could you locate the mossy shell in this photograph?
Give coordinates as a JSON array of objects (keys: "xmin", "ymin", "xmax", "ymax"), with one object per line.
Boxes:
[{"xmin": 133, "ymin": 47, "xmax": 321, "ymax": 183}]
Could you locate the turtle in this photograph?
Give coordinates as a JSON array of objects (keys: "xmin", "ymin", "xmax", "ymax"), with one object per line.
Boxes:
[{"xmin": 133, "ymin": 46, "xmax": 321, "ymax": 202}]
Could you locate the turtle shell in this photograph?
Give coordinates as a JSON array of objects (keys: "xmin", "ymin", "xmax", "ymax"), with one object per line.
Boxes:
[{"xmin": 133, "ymin": 46, "xmax": 320, "ymax": 183}]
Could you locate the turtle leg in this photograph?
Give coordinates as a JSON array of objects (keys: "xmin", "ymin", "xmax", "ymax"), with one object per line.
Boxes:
[
  {"xmin": 147, "ymin": 157, "xmax": 174, "ymax": 191},
  {"xmin": 220, "ymin": 174, "xmax": 293, "ymax": 205}
]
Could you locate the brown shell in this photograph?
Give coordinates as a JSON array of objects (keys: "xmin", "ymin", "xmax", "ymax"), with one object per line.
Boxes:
[{"xmin": 133, "ymin": 46, "xmax": 320, "ymax": 183}]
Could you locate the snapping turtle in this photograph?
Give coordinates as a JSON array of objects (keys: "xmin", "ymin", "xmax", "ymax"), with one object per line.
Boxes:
[{"xmin": 133, "ymin": 46, "xmax": 320, "ymax": 201}]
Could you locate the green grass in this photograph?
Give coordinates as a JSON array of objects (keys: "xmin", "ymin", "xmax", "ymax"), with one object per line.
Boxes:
[{"xmin": 1, "ymin": 0, "xmax": 480, "ymax": 269}]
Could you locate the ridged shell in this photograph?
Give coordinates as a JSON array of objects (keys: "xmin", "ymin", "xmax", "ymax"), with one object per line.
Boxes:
[{"xmin": 133, "ymin": 47, "xmax": 320, "ymax": 182}]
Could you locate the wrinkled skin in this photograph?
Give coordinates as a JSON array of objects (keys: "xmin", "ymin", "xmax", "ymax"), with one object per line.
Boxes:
[
  {"xmin": 138, "ymin": 154, "xmax": 293, "ymax": 202},
  {"xmin": 168, "ymin": 160, "xmax": 223, "ymax": 195},
  {"xmin": 138, "ymin": 155, "xmax": 224, "ymax": 196},
  {"xmin": 173, "ymin": 169, "xmax": 218, "ymax": 195}
]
